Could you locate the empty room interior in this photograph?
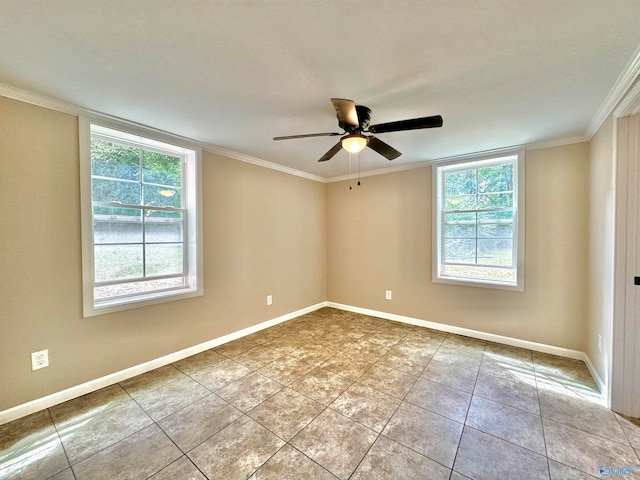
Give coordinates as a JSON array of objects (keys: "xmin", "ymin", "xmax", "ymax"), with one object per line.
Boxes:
[{"xmin": 2, "ymin": 1, "xmax": 640, "ymax": 479}]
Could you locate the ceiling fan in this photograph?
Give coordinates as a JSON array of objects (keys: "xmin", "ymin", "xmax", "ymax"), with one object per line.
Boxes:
[{"xmin": 273, "ymin": 98, "xmax": 443, "ymax": 162}]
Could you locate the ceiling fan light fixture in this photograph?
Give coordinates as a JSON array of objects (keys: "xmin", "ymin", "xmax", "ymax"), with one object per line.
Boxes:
[{"xmin": 341, "ymin": 134, "xmax": 368, "ymax": 153}]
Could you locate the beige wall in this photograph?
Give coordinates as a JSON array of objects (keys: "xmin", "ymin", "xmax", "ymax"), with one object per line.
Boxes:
[
  {"xmin": 327, "ymin": 143, "xmax": 590, "ymax": 350},
  {"xmin": 587, "ymin": 114, "xmax": 616, "ymax": 386},
  {"xmin": 0, "ymin": 97, "xmax": 326, "ymax": 411}
]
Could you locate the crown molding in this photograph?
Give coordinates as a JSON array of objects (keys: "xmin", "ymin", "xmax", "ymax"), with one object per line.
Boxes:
[
  {"xmin": 587, "ymin": 44, "xmax": 640, "ymax": 138},
  {"xmin": 325, "ymin": 133, "xmax": 588, "ymax": 183},
  {"xmin": 0, "ymin": 83, "xmax": 81, "ymax": 116},
  {"xmin": 203, "ymin": 144, "xmax": 326, "ymax": 183},
  {"xmin": 613, "ymin": 76, "xmax": 640, "ymax": 118},
  {"xmin": 0, "ymin": 83, "xmax": 325, "ymax": 183}
]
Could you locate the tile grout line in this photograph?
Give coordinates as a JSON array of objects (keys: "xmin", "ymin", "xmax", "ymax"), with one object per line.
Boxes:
[
  {"xmin": 459, "ymin": 349, "xmax": 566, "ymax": 462},
  {"xmin": 612, "ymin": 411, "xmax": 640, "ymax": 451},
  {"xmin": 119, "ymin": 382, "xmax": 190, "ymax": 480},
  {"xmin": 345, "ymin": 334, "xmax": 421, "ymax": 479},
  {"xmin": 128, "ymin": 365, "xmax": 259, "ymax": 480},
  {"xmin": 45, "ymin": 408, "xmax": 76, "ymax": 480},
  {"xmin": 243, "ymin": 316, "xmax": 380, "ymax": 478},
  {"xmin": 532, "ymin": 360, "xmax": 553, "ymax": 480},
  {"xmin": 286, "ymin": 442, "xmax": 340, "ymax": 479},
  {"xmin": 67, "ymin": 402, "xmax": 155, "ymax": 472},
  {"xmin": 347, "ymin": 329, "xmax": 451, "ymax": 478},
  {"xmin": 284, "ymin": 320, "xmax": 415, "ymax": 478},
  {"xmin": 534, "ymin": 384, "xmax": 637, "ymax": 448},
  {"xmin": 240, "ymin": 320, "xmax": 371, "ymax": 478},
  {"xmin": 50, "ymin": 385, "xmax": 156, "ymax": 470},
  {"xmin": 448, "ymin": 335, "xmax": 486, "ymax": 478}
]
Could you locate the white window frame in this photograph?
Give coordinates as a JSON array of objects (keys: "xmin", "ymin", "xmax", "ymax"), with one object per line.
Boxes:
[
  {"xmin": 432, "ymin": 149, "xmax": 525, "ymax": 291},
  {"xmin": 79, "ymin": 117, "xmax": 203, "ymax": 317}
]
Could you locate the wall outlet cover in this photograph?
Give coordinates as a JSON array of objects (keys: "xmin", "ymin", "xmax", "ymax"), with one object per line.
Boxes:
[{"xmin": 31, "ymin": 349, "xmax": 49, "ymax": 370}]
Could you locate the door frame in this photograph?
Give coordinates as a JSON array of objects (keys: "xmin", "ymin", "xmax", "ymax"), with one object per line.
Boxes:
[{"xmin": 611, "ymin": 80, "xmax": 640, "ymax": 416}]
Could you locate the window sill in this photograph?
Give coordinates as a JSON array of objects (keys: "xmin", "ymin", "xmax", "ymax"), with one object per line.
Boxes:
[
  {"xmin": 83, "ymin": 286, "xmax": 202, "ymax": 318},
  {"xmin": 432, "ymin": 275, "xmax": 524, "ymax": 292}
]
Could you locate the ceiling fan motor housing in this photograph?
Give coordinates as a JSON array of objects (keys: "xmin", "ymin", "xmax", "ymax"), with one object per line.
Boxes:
[{"xmin": 339, "ymin": 105, "xmax": 372, "ymax": 132}]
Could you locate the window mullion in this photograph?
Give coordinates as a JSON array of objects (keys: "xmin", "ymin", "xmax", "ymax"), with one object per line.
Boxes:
[
  {"xmin": 142, "ymin": 209, "xmax": 147, "ymax": 279},
  {"xmin": 139, "ymin": 148, "xmax": 144, "ymax": 206},
  {"xmin": 474, "ymin": 168, "xmax": 478, "ymax": 266},
  {"xmin": 440, "ymin": 170, "xmax": 446, "ymax": 274}
]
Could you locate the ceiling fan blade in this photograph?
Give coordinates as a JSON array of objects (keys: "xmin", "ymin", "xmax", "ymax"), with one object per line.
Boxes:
[
  {"xmin": 318, "ymin": 141, "xmax": 343, "ymax": 162},
  {"xmin": 368, "ymin": 115, "xmax": 443, "ymax": 134},
  {"xmin": 273, "ymin": 132, "xmax": 341, "ymax": 140},
  {"xmin": 367, "ymin": 136, "xmax": 402, "ymax": 161},
  {"xmin": 331, "ymin": 98, "xmax": 359, "ymax": 128}
]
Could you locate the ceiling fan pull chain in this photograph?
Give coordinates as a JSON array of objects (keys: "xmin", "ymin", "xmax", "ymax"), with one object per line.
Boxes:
[
  {"xmin": 349, "ymin": 151, "xmax": 353, "ymax": 190},
  {"xmin": 357, "ymin": 152, "xmax": 361, "ymax": 186}
]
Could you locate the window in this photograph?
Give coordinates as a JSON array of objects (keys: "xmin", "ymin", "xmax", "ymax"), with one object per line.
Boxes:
[
  {"xmin": 433, "ymin": 150, "xmax": 524, "ymax": 290},
  {"xmin": 80, "ymin": 120, "xmax": 202, "ymax": 316}
]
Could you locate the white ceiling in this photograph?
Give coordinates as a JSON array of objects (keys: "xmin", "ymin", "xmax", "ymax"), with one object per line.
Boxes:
[{"xmin": 2, "ymin": 1, "xmax": 640, "ymax": 179}]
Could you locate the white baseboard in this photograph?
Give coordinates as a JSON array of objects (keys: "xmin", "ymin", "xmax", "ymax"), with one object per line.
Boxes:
[
  {"xmin": 1, "ymin": 300, "xmax": 607, "ymax": 425},
  {"xmin": 328, "ymin": 302, "xmax": 588, "ymax": 360},
  {"xmin": 0, "ymin": 302, "xmax": 326, "ymax": 426},
  {"xmin": 582, "ymin": 353, "xmax": 607, "ymax": 396}
]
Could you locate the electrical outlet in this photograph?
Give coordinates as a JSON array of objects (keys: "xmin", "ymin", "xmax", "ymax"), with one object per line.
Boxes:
[
  {"xmin": 267, "ymin": 295, "xmax": 273, "ymax": 306},
  {"xmin": 385, "ymin": 290, "xmax": 392, "ymax": 300},
  {"xmin": 31, "ymin": 349, "xmax": 49, "ymax": 370}
]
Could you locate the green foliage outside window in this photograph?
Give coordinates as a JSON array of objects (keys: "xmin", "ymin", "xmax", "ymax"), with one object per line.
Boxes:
[{"xmin": 91, "ymin": 138, "xmax": 182, "ymax": 216}]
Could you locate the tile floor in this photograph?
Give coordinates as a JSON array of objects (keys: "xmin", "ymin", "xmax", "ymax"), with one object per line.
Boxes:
[{"xmin": 2, "ymin": 307, "xmax": 640, "ymax": 479}]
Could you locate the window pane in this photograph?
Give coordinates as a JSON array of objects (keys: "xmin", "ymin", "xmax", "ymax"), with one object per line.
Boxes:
[
  {"xmin": 444, "ymin": 238, "xmax": 476, "ymax": 264},
  {"xmin": 143, "ymin": 184, "xmax": 182, "ymax": 208},
  {"xmin": 477, "ymin": 221, "xmax": 513, "ymax": 239},
  {"xmin": 91, "ymin": 138, "xmax": 140, "ymax": 181},
  {"xmin": 145, "ymin": 244, "xmax": 183, "ymax": 277},
  {"xmin": 445, "ymin": 223, "xmax": 476, "ymax": 238},
  {"xmin": 444, "ymin": 212, "xmax": 476, "ymax": 238},
  {"xmin": 94, "ymin": 207, "xmax": 143, "ymax": 244},
  {"xmin": 142, "ymin": 151, "xmax": 181, "ymax": 186},
  {"xmin": 478, "ymin": 193, "xmax": 513, "ymax": 209},
  {"xmin": 445, "ymin": 169, "xmax": 476, "ymax": 196},
  {"xmin": 445, "ymin": 212, "xmax": 475, "ymax": 222},
  {"xmin": 92, "ymin": 178, "xmax": 141, "ymax": 204},
  {"xmin": 477, "ymin": 210, "xmax": 513, "ymax": 221},
  {"xmin": 477, "ymin": 239, "xmax": 513, "ymax": 267},
  {"xmin": 444, "ymin": 195, "xmax": 476, "ymax": 211},
  {"xmin": 477, "ymin": 165, "xmax": 513, "ymax": 193},
  {"xmin": 145, "ymin": 211, "xmax": 183, "ymax": 243},
  {"xmin": 94, "ymin": 245, "xmax": 143, "ymax": 282}
]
